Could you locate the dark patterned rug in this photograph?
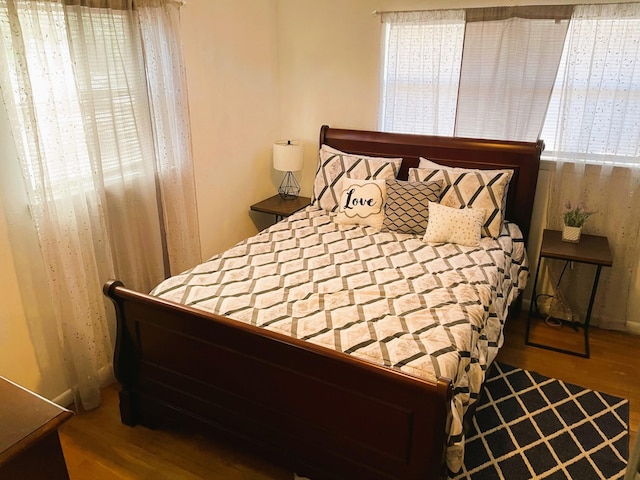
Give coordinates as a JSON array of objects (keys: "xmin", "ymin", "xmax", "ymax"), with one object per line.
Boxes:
[{"xmin": 452, "ymin": 363, "xmax": 629, "ymax": 480}]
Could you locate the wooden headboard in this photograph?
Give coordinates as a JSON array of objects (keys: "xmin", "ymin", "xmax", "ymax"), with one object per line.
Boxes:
[{"xmin": 319, "ymin": 125, "xmax": 543, "ymax": 243}]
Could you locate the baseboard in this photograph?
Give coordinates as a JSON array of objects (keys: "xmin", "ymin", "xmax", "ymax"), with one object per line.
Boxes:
[
  {"xmin": 622, "ymin": 322, "xmax": 640, "ymax": 336},
  {"xmin": 520, "ymin": 297, "xmax": 640, "ymax": 336},
  {"xmin": 52, "ymin": 364, "xmax": 115, "ymax": 408},
  {"xmin": 53, "ymin": 388, "xmax": 75, "ymax": 408}
]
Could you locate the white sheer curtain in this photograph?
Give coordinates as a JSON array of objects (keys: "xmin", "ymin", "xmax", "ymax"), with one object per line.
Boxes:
[
  {"xmin": 546, "ymin": 3, "xmax": 640, "ymax": 330},
  {"xmin": 379, "ymin": 10, "xmax": 464, "ymax": 135},
  {"xmin": 137, "ymin": 0, "xmax": 201, "ymax": 275},
  {"xmin": 455, "ymin": 6, "xmax": 572, "ymax": 142},
  {"xmin": 0, "ymin": 0, "xmax": 200, "ymax": 409},
  {"xmin": 379, "ymin": 7, "xmax": 571, "ymax": 142}
]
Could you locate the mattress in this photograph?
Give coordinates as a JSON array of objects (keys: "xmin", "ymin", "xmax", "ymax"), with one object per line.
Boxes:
[{"xmin": 152, "ymin": 206, "xmax": 529, "ymax": 472}]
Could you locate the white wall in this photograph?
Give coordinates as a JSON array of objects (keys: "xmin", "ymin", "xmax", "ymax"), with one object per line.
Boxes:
[
  {"xmin": 0, "ymin": 195, "xmax": 41, "ymax": 390},
  {"xmin": 0, "ymin": 109, "xmax": 67, "ymax": 398},
  {"xmin": 181, "ymin": 0, "xmax": 282, "ymax": 259},
  {"xmin": 276, "ymin": 0, "xmax": 383, "ymax": 197}
]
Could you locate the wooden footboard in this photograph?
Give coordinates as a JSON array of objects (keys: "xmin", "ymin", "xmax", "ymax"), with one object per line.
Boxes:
[{"xmin": 104, "ymin": 280, "xmax": 453, "ymax": 480}]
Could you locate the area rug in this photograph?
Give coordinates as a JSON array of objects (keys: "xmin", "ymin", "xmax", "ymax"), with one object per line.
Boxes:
[{"xmin": 452, "ymin": 362, "xmax": 629, "ymax": 480}]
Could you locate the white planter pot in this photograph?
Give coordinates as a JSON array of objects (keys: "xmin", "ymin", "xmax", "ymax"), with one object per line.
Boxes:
[{"xmin": 562, "ymin": 225, "xmax": 582, "ymax": 243}]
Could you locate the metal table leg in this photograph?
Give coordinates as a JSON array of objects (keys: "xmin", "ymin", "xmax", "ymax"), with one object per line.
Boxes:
[{"xmin": 581, "ymin": 264, "xmax": 603, "ymax": 359}]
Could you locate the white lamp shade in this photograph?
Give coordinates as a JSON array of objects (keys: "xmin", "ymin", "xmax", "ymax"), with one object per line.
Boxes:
[{"xmin": 273, "ymin": 140, "xmax": 303, "ymax": 172}]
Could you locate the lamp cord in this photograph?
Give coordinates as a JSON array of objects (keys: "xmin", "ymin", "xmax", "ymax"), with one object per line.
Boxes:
[{"xmin": 534, "ymin": 260, "xmax": 570, "ymax": 328}]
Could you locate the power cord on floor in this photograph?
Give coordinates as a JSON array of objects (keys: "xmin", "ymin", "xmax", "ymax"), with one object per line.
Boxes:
[{"xmin": 533, "ymin": 260, "xmax": 571, "ymax": 328}]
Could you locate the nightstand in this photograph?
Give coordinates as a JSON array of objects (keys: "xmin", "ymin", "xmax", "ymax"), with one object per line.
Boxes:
[
  {"xmin": 525, "ymin": 229, "xmax": 612, "ymax": 358},
  {"xmin": 250, "ymin": 194, "xmax": 311, "ymax": 223},
  {"xmin": 0, "ymin": 377, "xmax": 73, "ymax": 479}
]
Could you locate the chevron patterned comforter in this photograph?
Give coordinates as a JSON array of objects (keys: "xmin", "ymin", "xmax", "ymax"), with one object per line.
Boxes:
[{"xmin": 152, "ymin": 206, "xmax": 529, "ymax": 473}]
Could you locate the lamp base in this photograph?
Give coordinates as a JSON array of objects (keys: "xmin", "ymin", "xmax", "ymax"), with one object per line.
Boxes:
[{"xmin": 278, "ymin": 171, "xmax": 300, "ymax": 200}]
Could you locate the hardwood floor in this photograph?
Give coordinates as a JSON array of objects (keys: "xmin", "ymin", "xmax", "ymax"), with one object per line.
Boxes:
[
  {"xmin": 58, "ymin": 385, "xmax": 292, "ymax": 479},
  {"xmin": 58, "ymin": 311, "xmax": 640, "ymax": 479}
]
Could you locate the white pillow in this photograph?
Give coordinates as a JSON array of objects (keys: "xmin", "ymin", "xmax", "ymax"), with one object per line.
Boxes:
[
  {"xmin": 312, "ymin": 145, "xmax": 401, "ymax": 212},
  {"xmin": 419, "ymin": 158, "xmax": 513, "ymax": 177},
  {"xmin": 419, "ymin": 158, "xmax": 456, "ymax": 170},
  {"xmin": 335, "ymin": 178, "xmax": 387, "ymax": 230},
  {"xmin": 409, "ymin": 167, "xmax": 511, "ymax": 238},
  {"xmin": 423, "ymin": 202, "xmax": 485, "ymax": 247}
]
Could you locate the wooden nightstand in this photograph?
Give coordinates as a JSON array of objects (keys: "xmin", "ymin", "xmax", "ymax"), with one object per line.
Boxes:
[
  {"xmin": 250, "ymin": 194, "xmax": 311, "ymax": 223},
  {"xmin": 0, "ymin": 377, "xmax": 73, "ymax": 479},
  {"xmin": 525, "ymin": 229, "xmax": 612, "ymax": 358}
]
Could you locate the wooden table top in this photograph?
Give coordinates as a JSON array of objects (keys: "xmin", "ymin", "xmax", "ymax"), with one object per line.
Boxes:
[
  {"xmin": 0, "ymin": 377, "xmax": 73, "ymax": 465},
  {"xmin": 541, "ymin": 229, "xmax": 613, "ymax": 267},
  {"xmin": 250, "ymin": 194, "xmax": 311, "ymax": 216}
]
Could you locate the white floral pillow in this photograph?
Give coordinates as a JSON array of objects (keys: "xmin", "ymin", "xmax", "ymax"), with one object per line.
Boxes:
[
  {"xmin": 423, "ymin": 202, "xmax": 485, "ymax": 247},
  {"xmin": 409, "ymin": 167, "xmax": 512, "ymax": 238},
  {"xmin": 312, "ymin": 145, "xmax": 401, "ymax": 212},
  {"xmin": 335, "ymin": 178, "xmax": 387, "ymax": 230}
]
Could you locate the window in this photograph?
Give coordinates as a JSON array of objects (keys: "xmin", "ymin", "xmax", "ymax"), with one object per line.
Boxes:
[
  {"xmin": 0, "ymin": 1, "xmax": 155, "ymax": 199},
  {"xmin": 379, "ymin": 4, "xmax": 640, "ymax": 165},
  {"xmin": 540, "ymin": 8, "xmax": 640, "ymax": 165},
  {"xmin": 379, "ymin": 10, "xmax": 464, "ymax": 136}
]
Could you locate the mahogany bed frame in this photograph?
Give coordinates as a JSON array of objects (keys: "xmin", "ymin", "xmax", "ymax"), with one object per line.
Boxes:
[{"xmin": 104, "ymin": 126, "xmax": 542, "ymax": 480}]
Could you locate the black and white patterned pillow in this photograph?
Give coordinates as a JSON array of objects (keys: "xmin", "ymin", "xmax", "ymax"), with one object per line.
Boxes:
[
  {"xmin": 418, "ymin": 158, "xmax": 513, "ymax": 220},
  {"xmin": 383, "ymin": 179, "xmax": 442, "ymax": 235},
  {"xmin": 312, "ymin": 145, "xmax": 402, "ymax": 212},
  {"xmin": 409, "ymin": 167, "xmax": 512, "ymax": 238}
]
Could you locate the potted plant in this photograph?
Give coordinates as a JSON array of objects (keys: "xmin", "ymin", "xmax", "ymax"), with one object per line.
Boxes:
[{"xmin": 562, "ymin": 202, "xmax": 595, "ymax": 243}]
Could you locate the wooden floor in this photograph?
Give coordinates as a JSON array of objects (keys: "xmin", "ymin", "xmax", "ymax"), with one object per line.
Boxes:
[
  {"xmin": 58, "ymin": 387, "xmax": 292, "ymax": 479},
  {"xmin": 58, "ymin": 311, "xmax": 640, "ymax": 479}
]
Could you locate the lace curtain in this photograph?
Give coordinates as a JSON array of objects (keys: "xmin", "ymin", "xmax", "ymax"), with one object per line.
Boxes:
[
  {"xmin": 546, "ymin": 4, "xmax": 640, "ymax": 330},
  {"xmin": 0, "ymin": 0, "xmax": 200, "ymax": 409},
  {"xmin": 379, "ymin": 10, "xmax": 465, "ymax": 135},
  {"xmin": 137, "ymin": 0, "xmax": 201, "ymax": 275}
]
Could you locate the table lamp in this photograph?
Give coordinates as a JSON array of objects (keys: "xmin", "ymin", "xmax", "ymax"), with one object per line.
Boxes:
[{"xmin": 273, "ymin": 139, "xmax": 303, "ymax": 199}]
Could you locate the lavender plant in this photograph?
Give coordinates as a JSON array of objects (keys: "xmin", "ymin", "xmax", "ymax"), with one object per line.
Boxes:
[{"xmin": 563, "ymin": 202, "xmax": 595, "ymax": 228}]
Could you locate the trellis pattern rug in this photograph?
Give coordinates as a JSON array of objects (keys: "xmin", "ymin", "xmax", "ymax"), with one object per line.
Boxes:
[{"xmin": 452, "ymin": 363, "xmax": 629, "ymax": 480}]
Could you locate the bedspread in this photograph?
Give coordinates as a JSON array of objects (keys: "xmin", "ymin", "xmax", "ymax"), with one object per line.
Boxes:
[{"xmin": 152, "ymin": 206, "xmax": 528, "ymax": 473}]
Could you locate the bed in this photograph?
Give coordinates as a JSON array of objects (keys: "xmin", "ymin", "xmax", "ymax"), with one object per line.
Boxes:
[{"xmin": 104, "ymin": 125, "xmax": 542, "ymax": 480}]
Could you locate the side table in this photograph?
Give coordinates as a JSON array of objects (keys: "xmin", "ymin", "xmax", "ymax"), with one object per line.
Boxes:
[
  {"xmin": 250, "ymin": 194, "xmax": 311, "ymax": 223},
  {"xmin": 0, "ymin": 376, "xmax": 73, "ymax": 480},
  {"xmin": 525, "ymin": 229, "xmax": 612, "ymax": 358}
]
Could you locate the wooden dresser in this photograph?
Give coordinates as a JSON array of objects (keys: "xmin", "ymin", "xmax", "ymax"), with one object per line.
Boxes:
[{"xmin": 0, "ymin": 376, "xmax": 73, "ymax": 480}]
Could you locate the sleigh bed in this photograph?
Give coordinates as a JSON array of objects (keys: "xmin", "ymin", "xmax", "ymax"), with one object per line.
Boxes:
[{"xmin": 104, "ymin": 126, "xmax": 542, "ymax": 480}]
